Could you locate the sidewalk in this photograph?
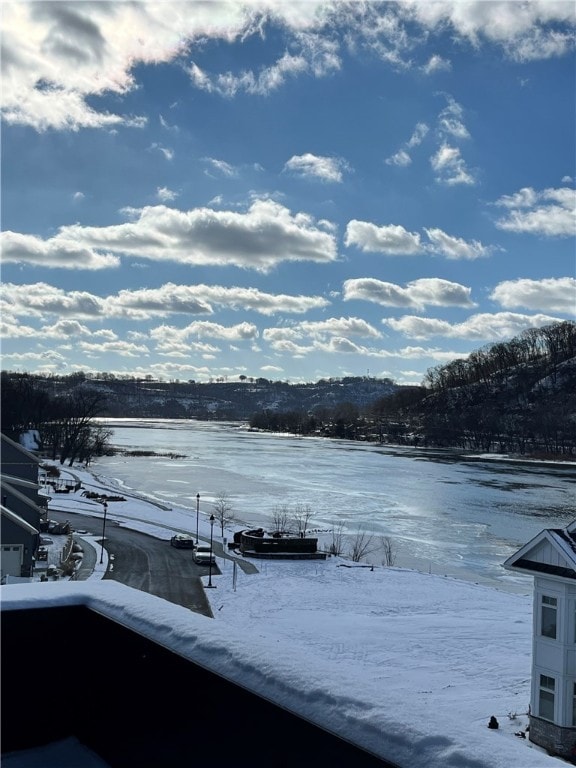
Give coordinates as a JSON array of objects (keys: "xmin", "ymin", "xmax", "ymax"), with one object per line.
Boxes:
[{"xmin": 73, "ymin": 534, "xmax": 100, "ymax": 580}]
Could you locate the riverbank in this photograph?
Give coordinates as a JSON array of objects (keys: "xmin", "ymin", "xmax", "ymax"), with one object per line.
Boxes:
[
  {"xmin": 41, "ymin": 455, "xmax": 541, "ymax": 597},
  {"xmin": 31, "ymin": 460, "xmax": 563, "ymax": 768}
]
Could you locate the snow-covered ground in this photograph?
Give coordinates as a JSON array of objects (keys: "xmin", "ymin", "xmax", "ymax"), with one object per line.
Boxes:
[{"xmin": 3, "ymin": 462, "xmax": 567, "ymax": 767}]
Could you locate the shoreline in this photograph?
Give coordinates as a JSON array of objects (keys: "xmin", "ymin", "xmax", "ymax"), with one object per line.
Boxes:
[
  {"xmin": 46, "ymin": 459, "xmax": 534, "ymax": 596},
  {"xmin": 97, "ymin": 418, "xmax": 576, "ymax": 469}
]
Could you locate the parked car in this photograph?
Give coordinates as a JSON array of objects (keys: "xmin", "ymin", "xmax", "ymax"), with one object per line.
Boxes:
[
  {"xmin": 170, "ymin": 534, "xmax": 195, "ymax": 549},
  {"xmin": 193, "ymin": 544, "xmax": 215, "ymax": 565}
]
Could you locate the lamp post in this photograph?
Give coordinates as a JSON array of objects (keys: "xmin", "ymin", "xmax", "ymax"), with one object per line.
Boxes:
[
  {"xmin": 208, "ymin": 514, "xmax": 215, "ymax": 588},
  {"xmin": 100, "ymin": 501, "xmax": 108, "ymax": 565},
  {"xmin": 196, "ymin": 493, "xmax": 200, "ymax": 544}
]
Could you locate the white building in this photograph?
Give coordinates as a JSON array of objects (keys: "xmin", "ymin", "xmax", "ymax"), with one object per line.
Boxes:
[{"xmin": 504, "ymin": 520, "xmax": 576, "ymax": 761}]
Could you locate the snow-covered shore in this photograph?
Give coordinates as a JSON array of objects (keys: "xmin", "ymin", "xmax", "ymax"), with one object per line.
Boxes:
[{"xmin": 25, "ymin": 461, "xmax": 566, "ymax": 767}]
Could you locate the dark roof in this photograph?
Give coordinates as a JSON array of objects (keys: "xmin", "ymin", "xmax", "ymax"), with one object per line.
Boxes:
[
  {"xmin": 555, "ymin": 527, "xmax": 576, "ymax": 557},
  {"xmin": 512, "ymin": 557, "xmax": 576, "ymax": 580}
]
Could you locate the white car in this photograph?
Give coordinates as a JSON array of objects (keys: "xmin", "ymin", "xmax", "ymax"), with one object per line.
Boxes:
[{"xmin": 193, "ymin": 544, "xmax": 215, "ymax": 566}]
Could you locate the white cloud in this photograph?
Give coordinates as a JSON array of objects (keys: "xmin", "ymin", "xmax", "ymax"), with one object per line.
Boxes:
[
  {"xmin": 343, "ymin": 278, "xmax": 475, "ymax": 310},
  {"xmin": 110, "ymin": 285, "xmax": 214, "ymax": 320},
  {"xmin": 384, "ymin": 312, "xmax": 562, "ymax": 340},
  {"xmin": 284, "ymin": 153, "xmax": 350, "ymax": 183},
  {"xmin": 203, "ymin": 158, "xmax": 238, "ymax": 178},
  {"xmin": 155, "ymin": 340, "xmax": 221, "ymax": 358},
  {"xmin": 0, "ymin": 231, "xmax": 119, "ymax": 270},
  {"xmin": 1, "ymin": 2, "xmax": 210, "ymax": 131},
  {"xmin": 3, "ymin": 2, "xmax": 573, "ymax": 133},
  {"xmin": 264, "ymin": 338, "xmax": 315, "ymax": 356},
  {"xmin": 1, "ymin": 281, "xmax": 329, "ymax": 326},
  {"xmin": 194, "ymin": 321, "xmax": 258, "ymax": 340},
  {"xmin": 72, "ymin": 191, "xmax": 85, "ymax": 202},
  {"xmin": 510, "ymin": 25, "xmax": 575, "ymax": 62},
  {"xmin": 149, "ymin": 143, "xmax": 174, "ymax": 161},
  {"xmin": 410, "ymin": 2, "xmax": 576, "ymax": 62},
  {"xmin": 0, "ymin": 316, "xmax": 37, "ymax": 338},
  {"xmin": 430, "ymin": 143, "xmax": 475, "ymax": 186},
  {"xmin": 193, "ymin": 284, "xmax": 329, "ymax": 316},
  {"xmin": 407, "ymin": 122, "xmax": 430, "ymax": 148},
  {"xmin": 298, "ymin": 317, "xmax": 382, "ymax": 339},
  {"xmin": 494, "ymin": 187, "xmax": 539, "ymax": 209},
  {"xmin": 387, "ymin": 97, "xmax": 471, "ymax": 181},
  {"xmin": 78, "ymin": 340, "xmax": 150, "ymax": 358},
  {"xmin": 385, "ymin": 122, "xmax": 429, "ymax": 166},
  {"xmin": 424, "ymin": 228, "xmax": 494, "ymax": 260},
  {"xmin": 490, "ymin": 277, "xmax": 576, "ymax": 314},
  {"xmin": 156, "ymin": 186, "xmax": 178, "ymax": 203},
  {"xmin": 263, "ymin": 327, "xmax": 303, "ymax": 342},
  {"xmin": 1, "ymin": 282, "xmax": 106, "ymax": 319},
  {"xmin": 345, "ymin": 221, "xmax": 423, "ymax": 255},
  {"xmin": 345, "ymin": 219, "xmax": 496, "ymax": 263},
  {"xmin": 151, "ymin": 321, "xmax": 258, "ymax": 344},
  {"xmin": 54, "ymin": 201, "xmax": 338, "ymax": 272},
  {"xmin": 437, "ymin": 95, "xmax": 469, "ymax": 140},
  {"xmin": 4, "ymin": 350, "xmax": 71, "ymax": 374},
  {"xmin": 494, "ymin": 186, "xmax": 576, "ymax": 237},
  {"xmin": 263, "ymin": 317, "xmax": 381, "ymax": 344},
  {"xmin": 187, "ymin": 32, "xmax": 340, "ymax": 97},
  {"xmin": 263, "ymin": 328, "xmax": 462, "ymax": 362},
  {"xmin": 385, "ymin": 150, "xmax": 412, "ymax": 167},
  {"xmin": 159, "ymin": 114, "xmax": 179, "ymax": 132},
  {"xmin": 422, "ymin": 55, "xmax": 451, "ymax": 75},
  {"xmin": 5, "ymin": 203, "xmax": 338, "ymax": 275},
  {"xmin": 38, "ymin": 320, "xmax": 93, "ymax": 339}
]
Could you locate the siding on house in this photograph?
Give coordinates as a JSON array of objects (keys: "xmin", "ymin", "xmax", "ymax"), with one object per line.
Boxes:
[
  {"xmin": 1, "ymin": 506, "xmax": 39, "ymax": 578},
  {"xmin": 0, "ymin": 433, "xmax": 45, "ymax": 578},
  {"xmin": 504, "ymin": 521, "xmax": 576, "ymax": 762}
]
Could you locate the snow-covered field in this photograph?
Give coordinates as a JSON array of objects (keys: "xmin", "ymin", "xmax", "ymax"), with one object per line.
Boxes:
[{"xmin": 4, "ymin": 462, "xmax": 567, "ymax": 768}]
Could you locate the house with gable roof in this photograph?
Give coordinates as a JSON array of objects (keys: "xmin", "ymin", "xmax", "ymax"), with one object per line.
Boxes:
[
  {"xmin": 504, "ymin": 520, "xmax": 576, "ymax": 761},
  {"xmin": 1, "ymin": 433, "xmax": 46, "ymax": 578},
  {"xmin": 1, "ymin": 505, "xmax": 39, "ymax": 579}
]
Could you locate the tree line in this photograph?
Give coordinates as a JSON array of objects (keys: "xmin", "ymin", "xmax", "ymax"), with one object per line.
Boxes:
[
  {"xmin": 250, "ymin": 322, "xmax": 576, "ymax": 457},
  {"xmin": 2, "ymin": 321, "xmax": 574, "ymax": 458},
  {"xmin": 1, "ymin": 372, "xmax": 111, "ymax": 465}
]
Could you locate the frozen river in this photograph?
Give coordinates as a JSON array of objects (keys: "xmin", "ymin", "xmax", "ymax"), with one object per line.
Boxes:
[{"xmin": 93, "ymin": 419, "xmax": 575, "ymax": 592}]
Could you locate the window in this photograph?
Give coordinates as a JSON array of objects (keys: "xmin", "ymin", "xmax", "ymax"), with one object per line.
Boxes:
[
  {"xmin": 541, "ymin": 595, "xmax": 557, "ymax": 639},
  {"xmin": 572, "ymin": 683, "xmax": 576, "ymax": 727},
  {"xmin": 539, "ymin": 675, "xmax": 555, "ymax": 721}
]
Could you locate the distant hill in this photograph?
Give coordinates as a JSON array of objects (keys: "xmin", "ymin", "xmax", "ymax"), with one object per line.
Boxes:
[
  {"xmin": 250, "ymin": 321, "xmax": 576, "ymax": 456},
  {"xmin": 2, "ymin": 321, "xmax": 574, "ymax": 457},
  {"xmin": 0, "ymin": 371, "xmax": 398, "ymax": 423},
  {"xmin": 412, "ymin": 321, "xmax": 576, "ymax": 455}
]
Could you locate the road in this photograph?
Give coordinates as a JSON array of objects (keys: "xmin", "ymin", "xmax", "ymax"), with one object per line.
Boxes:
[{"xmin": 51, "ymin": 510, "xmax": 217, "ymax": 617}]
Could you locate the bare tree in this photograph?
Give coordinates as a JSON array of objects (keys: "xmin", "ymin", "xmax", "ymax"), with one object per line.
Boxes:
[
  {"xmin": 381, "ymin": 536, "xmax": 396, "ymax": 567},
  {"xmin": 271, "ymin": 505, "xmax": 291, "ymax": 534},
  {"xmin": 328, "ymin": 522, "xmax": 345, "ymax": 556},
  {"xmin": 349, "ymin": 527, "xmax": 377, "ymax": 563},
  {"xmin": 57, "ymin": 390, "xmax": 109, "ymax": 466},
  {"xmin": 292, "ymin": 504, "xmax": 314, "ymax": 537},
  {"xmin": 212, "ymin": 492, "xmax": 234, "ymax": 537}
]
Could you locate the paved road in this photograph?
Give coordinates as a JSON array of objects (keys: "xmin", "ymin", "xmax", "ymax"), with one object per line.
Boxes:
[{"xmin": 50, "ymin": 510, "xmax": 235, "ymax": 617}]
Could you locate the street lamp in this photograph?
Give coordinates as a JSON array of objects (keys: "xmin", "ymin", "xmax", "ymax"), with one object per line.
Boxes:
[
  {"xmin": 208, "ymin": 514, "xmax": 215, "ymax": 588},
  {"xmin": 100, "ymin": 501, "xmax": 108, "ymax": 565},
  {"xmin": 196, "ymin": 493, "xmax": 200, "ymax": 544}
]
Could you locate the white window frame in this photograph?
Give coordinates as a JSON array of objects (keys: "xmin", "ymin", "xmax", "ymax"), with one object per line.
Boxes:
[
  {"xmin": 540, "ymin": 595, "xmax": 558, "ymax": 639},
  {"xmin": 539, "ymin": 674, "xmax": 555, "ymax": 722}
]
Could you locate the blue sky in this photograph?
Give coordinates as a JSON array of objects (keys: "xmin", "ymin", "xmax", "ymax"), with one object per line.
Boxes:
[{"xmin": 2, "ymin": 1, "xmax": 575, "ymax": 385}]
